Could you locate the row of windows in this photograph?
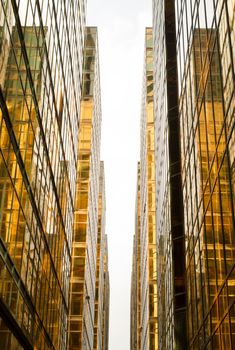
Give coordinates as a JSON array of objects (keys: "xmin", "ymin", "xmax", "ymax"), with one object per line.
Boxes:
[
  {"xmin": 0, "ymin": 0, "xmax": 86, "ymax": 349},
  {"xmin": 177, "ymin": 1, "xmax": 235, "ymax": 348}
]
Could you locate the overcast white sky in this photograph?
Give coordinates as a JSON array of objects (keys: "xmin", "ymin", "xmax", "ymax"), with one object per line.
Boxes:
[{"xmin": 87, "ymin": 1, "xmax": 151, "ymax": 349}]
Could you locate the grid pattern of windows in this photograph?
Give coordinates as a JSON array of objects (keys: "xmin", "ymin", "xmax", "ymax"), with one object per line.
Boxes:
[
  {"xmin": 131, "ymin": 234, "xmax": 138, "ymax": 350},
  {"xmin": 176, "ymin": 0, "xmax": 235, "ymax": 347},
  {"xmin": 69, "ymin": 27, "xmax": 102, "ymax": 350},
  {"xmin": 153, "ymin": 0, "xmax": 235, "ymax": 348},
  {"xmin": 101, "ymin": 235, "xmax": 109, "ymax": 350},
  {"xmin": 130, "ymin": 162, "xmax": 142, "ymax": 350},
  {"xmin": 0, "ymin": 1, "xmax": 86, "ymax": 349},
  {"xmin": 139, "ymin": 28, "xmax": 158, "ymax": 350},
  {"xmin": 93, "ymin": 162, "xmax": 107, "ymax": 350},
  {"xmin": 153, "ymin": 1, "xmax": 187, "ymax": 348}
]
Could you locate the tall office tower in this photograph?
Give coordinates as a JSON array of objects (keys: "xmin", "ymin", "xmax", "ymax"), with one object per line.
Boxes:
[
  {"xmin": 130, "ymin": 234, "xmax": 138, "ymax": 350},
  {"xmin": 0, "ymin": 1, "xmax": 86, "ymax": 349},
  {"xmin": 153, "ymin": 1, "xmax": 186, "ymax": 349},
  {"xmin": 69, "ymin": 27, "xmax": 102, "ymax": 350},
  {"xmin": 130, "ymin": 233, "xmax": 138, "ymax": 350},
  {"xmin": 136, "ymin": 28, "xmax": 158, "ymax": 350},
  {"xmin": 130, "ymin": 163, "xmax": 141, "ymax": 350},
  {"xmin": 93, "ymin": 162, "xmax": 110, "ymax": 350},
  {"xmin": 176, "ymin": 4, "xmax": 235, "ymax": 349},
  {"xmin": 101, "ymin": 234, "xmax": 110, "ymax": 350},
  {"xmin": 152, "ymin": 0, "xmax": 235, "ymax": 349}
]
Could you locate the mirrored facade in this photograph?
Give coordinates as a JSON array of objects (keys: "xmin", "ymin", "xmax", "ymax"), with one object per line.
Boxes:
[
  {"xmin": 131, "ymin": 28, "xmax": 158, "ymax": 350},
  {"xmin": 151, "ymin": 0, "xmax": 235, "ymax": 349},
  {"xmin": 0, "ymin": 1, "xmax": 86, "ymax": 349},
  {"xmin": 101, "ymin": 235, "xmax": 109, "ymax": 350},
  {"xmin": 176, "ymin": 2, "xmax": 235, "ymax": 348},
  {"xmin": 68, "ymin": 27, "xmax": 104, "ymax": 350},
  {"xmin": 93, "ymin": 162, "xmax": 110, "ymax": 350},
  {"xmin": 153, "ymin": 1, "xmax": 188, "ymax": 346},
  {"xmin": 130, "ymin": 162, "xmax": 141, "ymax": 350},
  {"xmin": 131, "ymin": 232, "xmax": 138, "ymax": 350}
]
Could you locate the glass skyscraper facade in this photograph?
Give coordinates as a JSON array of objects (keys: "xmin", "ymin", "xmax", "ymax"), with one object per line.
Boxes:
[
  {"xmin": 131, "ymin": 28, "xmax": 158, "ymax": 350},
  {"xmin": 0, "ymin": 1, "xmax": 86, "ymax": 349},
  {"xmin": 153, "ymin": 1, "xmax": 187, "ymax": 347},
  {"xmin": 93, "ymin": 162, "xmax": 110, "ymax": 350},
  {"xmin": 0, "ymin": 3, "xmax": 110, "ymax": 350},
  {"xmin": 176, "ymin": 4, "xmax": 235, "ymax": 348},
  {"xmin": 68, "ymin": 27, "xmax": 109, "ymax": 350},
  {"xmin": 130, "ymin": 163, "xmax": 141, "ymax": 350},
  {"xmin": 101, "ymin": 234, "xmax": 110, "ymax": 350},
  {"xmin": 132, "ymin": 1, "xmax": 234, "ymax": 349},
  {"xmin": 140, "ymin": 28, "xmax": 158, "ymax": 350},
  {"xmin": 131, "ymin": 233, "xmax": 138, "ymax": 350},
  {"xmin": 150, "ymin": 0, "xmax": 235, "ymax": 349}
]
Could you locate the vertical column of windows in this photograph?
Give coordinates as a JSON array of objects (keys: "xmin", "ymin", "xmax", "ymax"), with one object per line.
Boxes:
[
  {"xmin": 176, "ymin": 1, "xmax": 235, "ymax": 347},
  {"xmin": 0, "ymin": 0, "xmax": 86, "ymax": 348}
]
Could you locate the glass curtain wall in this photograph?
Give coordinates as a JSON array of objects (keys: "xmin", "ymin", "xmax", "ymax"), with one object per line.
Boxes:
[
  {"xmin": 93, "ymin": 162, "xmax": 107, "ymax": 350},
  {"xmin": 130, "ymin": 162, "xmax": 141, "ymax": 350},
  {"xmin": 0, "ymin": 1, "xmax": 86, "ymax": 349},
  {"xmin": 152, "ymin": 1, "xmax": 187, "ymax": 348},
  {"xmin": 176, "ymin": 0, "xmax": 235, "ymax": 348},
  {"xmin": 101, "ymin": 235, "xmax": 109, "ymax": 350},
  {"xmin": 140, "ymin": 28, "xmax": 158, "ymax": 350},
  {"xmin": 69, "ymin": 27, "xmax": 102, "ymax": 350}
]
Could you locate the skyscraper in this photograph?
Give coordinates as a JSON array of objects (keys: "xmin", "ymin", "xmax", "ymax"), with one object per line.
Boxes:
[
  {"xmin": 130, "ymin": 232, "xmax": 138, "ymax": 350},
  {"xmin": 131, "ymin": 28, "xmax": 158, "ymax": 350},
  {"xmin": 153, "ymin": 1, "xmax": 187, "ymax": 348},
  {"xmin": 68, "ymin": 27, "xmax": 109, "ymax": 350},
  {"xmin": 93, "ymin": 162, "xmax": 110, "ymax": 350},
  {"xmin": 0, "ymin": 1, "xmax": 86, "ymax": 349},
  {"xmin": 177, "ymin": 17, "xmax": 235, "ymax": 350},
  {"xmin": 130, "ymin": 163, "xmax": 141, "ymax": 350},
  {"xmin": 101, "ymin": 234, "xmax": 110, "ymax": 350},
  {"xmin": 151, "ymin": 0, "xmax": 235, "ymax": 348}
]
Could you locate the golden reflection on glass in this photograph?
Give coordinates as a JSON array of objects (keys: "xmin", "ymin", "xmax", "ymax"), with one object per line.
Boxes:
[
  {"xmin": 136, "ymin": 28, "xmax": 158, "ymax": 350},
  {"xmin": 146, "ymin": 28, "xmax": 158, "ymax": 350},
  {"xmin": 69, "ymin": 27, "xmax": 103, "ymax": 350},
  {"xmin": 0, "ymin": 27, "xmax": 57, "ymax": 347},
  {"xmin": 69, "ymin": 95, "xmax": 92, "ymax": 349},
  {"xmin": 180, "ymin": 27, "xmax": 235, "ymax": 349},
  {"xmin": 93, "ymin": 163, "xmax": 106, "ymax": 350},
  {"xmin": 0, "ymin": 0, "xmax": 86, "ymax": 346}
]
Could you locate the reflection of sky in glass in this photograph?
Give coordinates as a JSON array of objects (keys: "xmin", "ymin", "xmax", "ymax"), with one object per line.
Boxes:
[{"xmin": 176, "ymin": 1, "xmax": 215, "ymax": 94}]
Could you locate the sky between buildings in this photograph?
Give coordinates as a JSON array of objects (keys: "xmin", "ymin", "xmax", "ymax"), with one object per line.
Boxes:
[{"xmin": 87, "ymin": 1, "xmax": 152, "ymax": 349}]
